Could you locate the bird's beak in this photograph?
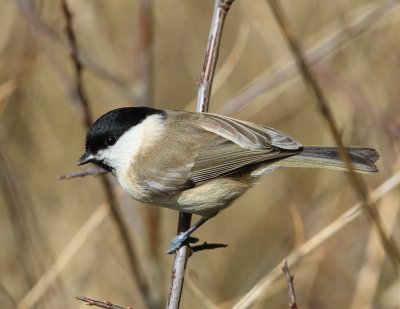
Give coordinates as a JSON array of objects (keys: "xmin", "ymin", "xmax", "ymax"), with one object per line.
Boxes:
[{"xmin": 77, "ymin": 151, "xmax": 95, "ymax": 165}]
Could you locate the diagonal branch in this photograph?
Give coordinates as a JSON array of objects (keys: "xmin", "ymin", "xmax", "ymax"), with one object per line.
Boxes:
[
  {"xmin": 75, "ymin": 296, "xmax": 131, "ymax": 309},
  {"xmin": 219, "ymin": 0, "xmax": 400, "ymax": 115},
  {"xmin": 267, "ymin": 0, "xmax": 400, "ymax": 268},
  {"xmin": 60, "ymin": 0, "xmax": 92, "ymax": 127},
  {"xmin": 58, "ymin": 1, "xmax": 152, "ymax": 307}
]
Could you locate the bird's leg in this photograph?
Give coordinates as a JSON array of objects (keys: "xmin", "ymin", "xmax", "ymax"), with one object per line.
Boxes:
[{"xmin": 166, "ymin": 212, "xmax": 218, "ymax": 254}]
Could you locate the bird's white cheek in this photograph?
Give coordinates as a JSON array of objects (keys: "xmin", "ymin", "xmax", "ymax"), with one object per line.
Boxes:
[
  {"xmin": 96, "ymin": 114, "xmax": 166, "ymax": 176},
  {"xmin": 97, "ymin": 146, "xmax": 136, "ymax": 173},
  {"xmin": 104, "ymin": 114, "xmax": 166, "ymax": 171}
]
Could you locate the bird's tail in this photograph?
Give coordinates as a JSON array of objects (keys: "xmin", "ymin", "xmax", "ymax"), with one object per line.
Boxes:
[{"xmin": 276, "ymin": 146, "xmax": 379, "ymax": 174}]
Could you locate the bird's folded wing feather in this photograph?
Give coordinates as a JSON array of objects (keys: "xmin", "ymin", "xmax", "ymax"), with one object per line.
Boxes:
[
  {"xmin": 198, "ymin": 113, "xmax": 302, "ymax": 150},
  {"xmin": 144, "ymin": 113, "xmax": 302, "ymax": 195}
]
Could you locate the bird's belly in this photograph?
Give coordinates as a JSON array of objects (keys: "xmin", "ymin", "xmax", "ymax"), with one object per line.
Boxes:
[
  {"xmin": 153, "ymin": 178, "xmax": 252, "ymax": 215},
  {"xmin": 117, "ymin": 170, "xmax": 252, "ymax": 215}
]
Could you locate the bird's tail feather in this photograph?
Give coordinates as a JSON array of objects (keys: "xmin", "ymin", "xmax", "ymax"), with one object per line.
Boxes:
[{"xmin": 276, "ymin": 146, "xmax": 379, "ymax": 174}]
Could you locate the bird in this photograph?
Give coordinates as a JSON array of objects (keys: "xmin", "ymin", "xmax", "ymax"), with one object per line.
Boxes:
[{"xmin": 78, "ymin": 107, "xmax": 379, "ymax": 253}]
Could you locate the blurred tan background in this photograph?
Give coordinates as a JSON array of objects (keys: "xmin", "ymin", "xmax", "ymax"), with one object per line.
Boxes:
[{"xmin": 1, "ymin": 0, "xmax": 400, "ymax": 308}]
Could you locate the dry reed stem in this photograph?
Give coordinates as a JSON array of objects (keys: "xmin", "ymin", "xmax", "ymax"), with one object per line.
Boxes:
[
  {"xmin": 167, "ymin": 1, "xmax": 236, "ymax": 308},
  {"xmin": 349, "ymin": 194, "xmax": 400, "ymax": 309},
  {"xmin": 268, "ymin": 0, "xmax": 400, "ymax": 268},
  {"xmin": 232, "ymin": 167, "xmax": 400, "ymax": 309},
  {"xmin": 17, "ymin": 204, "xmax": 109, "ymax": 309},
  {"xmin": 219, "ymin": 0, "xmax": 400, "ymax": 115}
]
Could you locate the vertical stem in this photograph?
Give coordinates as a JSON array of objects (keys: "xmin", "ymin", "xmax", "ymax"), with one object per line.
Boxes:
[
  {"xmin": 59, "ymin": 0, "xmax": 152, "ymax": 307},
  {"xmin": 166, "ymin": 1, "xmax": 236, "ymax": 308},
  {"xmin": 282, "ymin": 260, "xmax": 298, "ymax": 309},
  {"xmin": 197, "ymin": 0, "xmax": 235, "ymax": 112},
  {"xmin": 166, "ymin": 214, "xmax": 192, "ymax": 309}
]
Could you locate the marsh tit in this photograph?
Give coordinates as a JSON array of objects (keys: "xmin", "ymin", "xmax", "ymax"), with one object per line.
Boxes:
[{"xmin": 78, "ymin": 107, "xmax": 379, "ymax": 253}]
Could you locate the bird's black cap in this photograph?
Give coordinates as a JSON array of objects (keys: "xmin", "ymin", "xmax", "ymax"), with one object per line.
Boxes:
[{"xmin": 78, "ymin": 107, "xmax": 166, "ymax": 167}]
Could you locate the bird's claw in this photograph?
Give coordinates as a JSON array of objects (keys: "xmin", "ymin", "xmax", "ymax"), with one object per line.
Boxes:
[{"xmin": 165, "ymin": 234, "xmax": 199, "ymax": 254}]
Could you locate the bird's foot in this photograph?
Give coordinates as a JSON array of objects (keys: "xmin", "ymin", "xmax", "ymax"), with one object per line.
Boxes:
[{"xmin": 165, "ymin": 234, "xmax": 199, "ymax": 254}]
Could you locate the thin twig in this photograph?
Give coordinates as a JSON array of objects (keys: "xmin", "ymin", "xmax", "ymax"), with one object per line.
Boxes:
[
  {"xmin": 75, "ymin": 296, "xmax": 132, "ymax": 309},
  {"xmin": 58, "ymin": 1, "xmax": 152, "ymax": 307},
  {"xmin": 167, "ymin": 1, "xmax": 236, "ymax": 308},
  {"xmin": 268, "ymin": 0, "xmax": 400, "ymax": 268},
  {"xmin": 282, "ymin": 261, "xmax": 298, "ymax": 309},
  {"xmin": 232, "ymin": 167, "xmax": 400, "ymax": 309},
  {"xmin": 58, "ymin": 167, "xmax": 108, "ymax": 180},
  {"xmin": 60, "ymin": 0, "xmax": 92, "ymax": 127}
]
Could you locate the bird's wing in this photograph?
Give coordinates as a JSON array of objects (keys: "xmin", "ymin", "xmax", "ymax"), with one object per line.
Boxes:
[
  {"xmin": 197, "ymin": 113, "xmax": 302, "ymax": 150},
  {"xmin": 143, "ymin": 112, "xmax": 302, "ymax": 195}
]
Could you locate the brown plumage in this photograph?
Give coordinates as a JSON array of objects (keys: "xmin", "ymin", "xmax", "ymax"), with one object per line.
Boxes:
[{"xmin": 78, "ymin": 107, "xmax": 379, "ymax": 251}]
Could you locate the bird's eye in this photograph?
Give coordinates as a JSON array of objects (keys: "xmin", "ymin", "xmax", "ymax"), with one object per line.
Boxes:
[{"xmin": 105, "ymin": 136, "xmax": 116, "ymax": 146}]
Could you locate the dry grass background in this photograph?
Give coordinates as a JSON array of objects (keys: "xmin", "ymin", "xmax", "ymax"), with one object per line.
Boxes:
[{"xmin": 1, "ymin": 0, "xmax": 400, "ymax": 308}]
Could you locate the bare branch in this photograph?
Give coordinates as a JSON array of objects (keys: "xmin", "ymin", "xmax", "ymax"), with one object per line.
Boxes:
[
  {"xmin": 282, "ymin": 261, "xmax": 298, "ymax": 309},
  {"xmin": 167, "ymin": 1, "xmax": 236, "ymax": 308},
  {"xmin": 58, "ymin": 167, "xmax": 108, "ymax": 180},
  {"xmin": 197, "ymin": 0, "xmax": 237, "ymax": 112},
  {"xmin": 57, "ymin": 1, "xmax": 152, "ymax": 306},
  {"xmin": 184, "ymin": 23, "xmax": 250, "ymax": 111},
  {"xmin": 60, "ymin": 0, "xmax": 92, "ymax": 127},
  {"xmin": 75, "ymin": 296, "xmax": 133, "ymax": 309}
]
